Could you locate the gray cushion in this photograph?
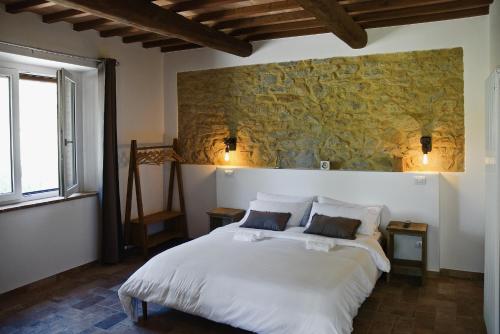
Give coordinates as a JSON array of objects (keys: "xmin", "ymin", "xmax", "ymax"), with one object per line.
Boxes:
[
  {"xmin": 240, "ymin": 210, "xmax": 291, "ymax": 231},
  {"xmin": 304, "ymin": 214, "xmax": 361, "ymax": 240}
]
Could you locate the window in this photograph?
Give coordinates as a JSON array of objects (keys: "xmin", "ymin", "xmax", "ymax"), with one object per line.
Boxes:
[
  {"xmin": 0, "ymin": 67, "xmax": 79, "ymax": 204},
  {"xmin": 0, "ymin": 75, "xmax": 11, "ymax": 195},
  {"xmin": 19, "ymin": 75, "xmax": 59, "ymax": 194}
]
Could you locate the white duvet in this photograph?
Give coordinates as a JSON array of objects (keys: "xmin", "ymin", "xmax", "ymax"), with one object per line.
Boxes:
[{"xmin": 118, "ymin": 223, "xmax": 390, "ymax": 334}]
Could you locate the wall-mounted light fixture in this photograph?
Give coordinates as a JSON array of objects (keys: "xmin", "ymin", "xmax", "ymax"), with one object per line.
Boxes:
[
  {"xmin": 420, "ymin": 136, "xmax": 432, "ymax": 165},
  {"xmin": 223, "ymin": 137, "xmax": 237, "ymax": 162}
]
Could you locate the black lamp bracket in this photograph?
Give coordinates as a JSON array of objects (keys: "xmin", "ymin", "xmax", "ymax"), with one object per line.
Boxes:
[
  {"xmin": 420, "ymin": 136, "xmax": 432, "ymax": 154},
  {"xmin": 224, "ymin": 137, "xmax": 237, "ymax": 151}
]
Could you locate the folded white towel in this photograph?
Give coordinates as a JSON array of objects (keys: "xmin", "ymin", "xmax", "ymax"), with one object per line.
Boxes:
[
  {"xmin": 233, "ymin": 230, "xmax": 264, "ymax": 242},
  {"xmin": 305, "ymin": 239, "xmax": 336, "ymax": 252}
]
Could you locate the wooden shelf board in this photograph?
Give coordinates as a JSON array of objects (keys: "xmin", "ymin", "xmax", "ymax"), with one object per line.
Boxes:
[
  {"xmin": 131, "ymin": 210, "xmax": 184, "ymax": 225},
  {"xmin": 147, "ymin": 230, "xmax": 184, "ymax": 248}
]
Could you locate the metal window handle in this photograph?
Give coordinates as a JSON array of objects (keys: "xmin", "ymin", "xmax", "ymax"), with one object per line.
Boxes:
[{"xmin": 64, "ymin": 139, "xmax": 74, "ymax": 146}]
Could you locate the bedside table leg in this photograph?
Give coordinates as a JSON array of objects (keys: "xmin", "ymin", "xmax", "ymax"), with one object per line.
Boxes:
[
  {"xmin": 386, "ymin": 232, "xmax": 394, "ymax": 283},
  {"xmin": 421, "ymin": 233, "xmax": 427, "ymax": 285}
]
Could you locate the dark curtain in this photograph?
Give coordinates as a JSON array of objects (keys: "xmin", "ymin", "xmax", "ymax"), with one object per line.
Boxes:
[{"xmin": 101, "ymin": 58, "xmax": 123, "ymax": 264}]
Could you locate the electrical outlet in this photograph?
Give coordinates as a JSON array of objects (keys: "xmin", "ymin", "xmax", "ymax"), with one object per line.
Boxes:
[
  {"xmin": 415, "ymin": 240, "xmax": 423, "ymax": 248},
  {"xmin": 414, "ymin": 175, "xmax": 426, "ymax": 185}
]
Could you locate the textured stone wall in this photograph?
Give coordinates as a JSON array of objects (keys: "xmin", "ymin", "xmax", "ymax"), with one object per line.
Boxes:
[{"xmin": 177, "ymin": 48, "xmax": 464, "ymax": 172}]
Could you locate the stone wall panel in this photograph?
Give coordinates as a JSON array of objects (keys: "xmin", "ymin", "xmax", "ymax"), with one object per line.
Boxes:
[{"xmin": 177, "ymin": 48, "xmax": 464, "ymax": 171}]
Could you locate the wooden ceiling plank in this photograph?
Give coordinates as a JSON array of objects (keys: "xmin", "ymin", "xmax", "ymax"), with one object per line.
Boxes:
[
  {"xmin": 49, "ymin": 0, "xmax": 252, "ymax": 56},
  {"xmin": 43, "ymin": 9, "xmax": 83, "ymax": 23},
  {"xmin": 100, "ymin": 26, "xmax": 135, "ymax": 38},
  {"xmin": 73, "ymin": 17, "xmax": 109, "ymax": 31},
  {"xmin": 143, "ymin": 38, "xmax": 187, "ymax": 48},
  {"xmin": 345, "ymin": 0, "xmax": 455, "ymax": 15},
  {"xmin": 213, "ymin": 10, "xmax": 314, "ymax": 30},
  {"xmin": 191, "ymin": 0, "xmax": 301, "ymax": 23},
  {"xmin": 294, "ymin": 0, "xmax": 367, "ymax": 48},
  {"xmin": 230, "ymin": 19, "xmax": 323, "ymax": 36},
  {"xmin": 360, "ymin": 6, "xmax": 489, "ymax": 28},
  {"xmin": 6, "ymin": 0, "xmax": 53, "ymax": 13},
  {"xmin": 355, "ymin": 0, "xmax": 493, "ymax": 22},
  {"xmin": 166, "ymin": 0, "xmax": 247, "ymax": 13}
]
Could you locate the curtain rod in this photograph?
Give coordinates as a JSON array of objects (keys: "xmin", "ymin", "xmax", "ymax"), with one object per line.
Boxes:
[{"xmin": 0, "ymin": 40, "xmax": 116, "ymax": 65}]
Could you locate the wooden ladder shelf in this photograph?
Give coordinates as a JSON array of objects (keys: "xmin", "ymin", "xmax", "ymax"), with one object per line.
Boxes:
[{"xmin": 124, "ymin": 139, "xmax": 187, "ymax": 258}]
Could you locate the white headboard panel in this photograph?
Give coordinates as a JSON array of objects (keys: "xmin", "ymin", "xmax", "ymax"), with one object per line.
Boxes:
[{"xmin": 216, "ymin": 167, "xmax": 440, "ymax": 270}]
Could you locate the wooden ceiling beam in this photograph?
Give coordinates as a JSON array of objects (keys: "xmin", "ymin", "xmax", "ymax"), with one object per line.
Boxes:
[
  {"xmin": 159, "ymin": 25, "xmax": 330, "ymax": 53},
  {"xmin": 293, "ymin": 0, "xmax": 367, "ymax": 48},
  {"xmin": 360, "ymin": 5, "xmax": 489, "ymax": 28},
  {"xmin": 161, "ymin": 44, "xmax": 201, "ymax": 53},
  {"xmin": 246, "ymin": 26, "xmax": 329, "ymax": 42},
  {"xmin": 56, "ymin": 0, "xmax": 259, "ymax": 36},
  {"xmin": 118, "ymin": 0, "xmax": 302, "ymax": 43},
  {"xmin": 123, "ymin": 33, "xmax": 162, "ymax": 43},
  {"xmin": 42, "ymin": 9, "xmax": 84, "ymax": 23},
  {"xmin": 49, "ymin": 0, "xmax": 252, "ymax": 56},
  {"xmin": 6, "ymin": 0, "xmax": 53, "ymax": 13},
  {"xmin": 73, "ymin": 17, "xmax": 108, "ymax": 31},
  {"xmin": 143, "ymin": 38, "xmax": 187, "ymax": 48},
  {"xmin": 100, "ymin": 27, "xmax": 135, "ymax": 38}
]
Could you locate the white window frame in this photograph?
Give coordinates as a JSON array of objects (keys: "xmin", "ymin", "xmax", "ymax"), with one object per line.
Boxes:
[
  {"xmin": 0, "ymin": 68, "xmax": 21, "ymax": 203},
  {"xmin": 58, "ymin": 69, "xmax": 79, "ymax": 198},
  {"xmin": 0, "ymin": 63, "xmax": 80, "ymax": 205}
]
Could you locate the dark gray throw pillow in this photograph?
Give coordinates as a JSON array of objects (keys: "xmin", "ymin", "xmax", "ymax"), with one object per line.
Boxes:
[
  {"xmin": 240, "ymin": 210, "xmax": 291, "ymax": 231},
  {"xmin": 304, "ymin": 214, "xmax": 361, "ymax": 240}
]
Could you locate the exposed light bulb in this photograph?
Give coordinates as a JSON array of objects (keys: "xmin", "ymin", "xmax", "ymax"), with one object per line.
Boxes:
[
  {"xmin": 422, "ymin": 153, "xmax": 429, "ymax": 165},
  {"xmin": 224, "ymin": 145, "xmax": 230, "ymax": 162}
]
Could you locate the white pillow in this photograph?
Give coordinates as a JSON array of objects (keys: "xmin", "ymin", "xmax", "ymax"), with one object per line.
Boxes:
[
  {"xmin": 317, "ymin": 196, "xmax": 351, "ymax": 206},
  {"xmin": 256, "ymin": 192, "xmax": 314, "ymax": 226},
  {"xmin": 306, "ymin": 202, "xmax": 381, "ymax": 236},
  {"xmin": 317, "ymin": 196, "xmax": 383, "ymax": 228},
  {"xmin": 257, "ymin": 192, "xmax": 315, "ymax": 203},
  {"xmin": 240, "ymin": 200, "xmax": 311, "ymax": 228}
]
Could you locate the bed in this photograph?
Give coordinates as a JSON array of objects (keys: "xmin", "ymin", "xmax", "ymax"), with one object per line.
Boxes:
[{"xmin": 118, "ymin": 222, "xmax": 390, "ymax": 334}]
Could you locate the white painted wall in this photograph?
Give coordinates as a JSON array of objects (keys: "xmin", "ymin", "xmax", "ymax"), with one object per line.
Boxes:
[
  {"xmin": 0, "ymin": 6, "xmax": 165, "ymax": 292},
  {"xmin": 182, "ymin": 165, "xmax": 217, "ymax": 237},
  {"xmin": 216, "ymin": 168, "xmax": 440, "ymax": 271},
  {"xmin": 164, "ymin": 16, "xmax": 490, "ymax": 273},
  {"xmin": 0, "ymin": 197, "xmax": 99, "ymax": 293},
  {"xmin": 491, "ymin": 0, "xmax": 500, "ymax": 70}
]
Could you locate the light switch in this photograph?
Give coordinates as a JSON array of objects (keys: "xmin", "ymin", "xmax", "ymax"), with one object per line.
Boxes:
[{"xmin": 414, "ymin": 175, "xmax": 426, "ymax": 185}]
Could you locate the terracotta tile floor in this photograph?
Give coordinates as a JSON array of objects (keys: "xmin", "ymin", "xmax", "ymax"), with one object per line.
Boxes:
[{"xmin": 0, "ymin": 255, "xmax": 486, "ymax": 334}]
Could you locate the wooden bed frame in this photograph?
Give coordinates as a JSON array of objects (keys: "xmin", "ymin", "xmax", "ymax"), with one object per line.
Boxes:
[{"xmin": 142, "ymin": 301, "xmax": 148, "ymax": 321}]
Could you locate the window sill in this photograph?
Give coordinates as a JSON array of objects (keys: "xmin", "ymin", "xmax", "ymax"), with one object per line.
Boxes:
[{"xmin": 0, "ymin": 192, "xmax": 99, "ymax": 214}]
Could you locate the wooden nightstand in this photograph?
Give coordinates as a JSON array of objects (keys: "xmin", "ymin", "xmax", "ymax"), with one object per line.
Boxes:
[
  {"xmin": 386, "ymin": 221, "xmax": 428, "ymax": 285},
  {"xmin": 207, "ymin": 207, "xmax": 246, "ymax": 232}
]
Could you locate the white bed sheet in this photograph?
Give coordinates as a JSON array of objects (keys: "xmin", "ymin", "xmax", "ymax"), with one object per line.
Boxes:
[{"xmin": 118, "ymin": 224, "xmax": 390, "ymax": 334}]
